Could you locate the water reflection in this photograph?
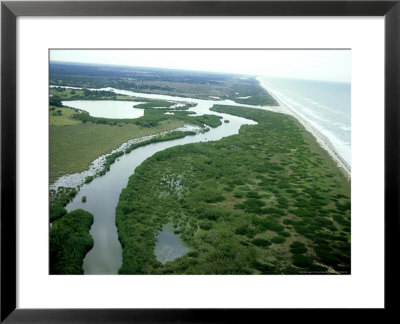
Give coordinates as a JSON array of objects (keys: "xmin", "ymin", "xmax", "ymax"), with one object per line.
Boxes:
[
  {"xmin": 62, "ymin": 100, "xmax": 144, "ymax": 119},
  {"xmin": 154, "ymin": 224, "xmax": 190, "ymax": 264}
]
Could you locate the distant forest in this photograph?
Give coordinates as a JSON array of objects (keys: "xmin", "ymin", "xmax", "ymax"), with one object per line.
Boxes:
[{"xmin": 50, "ymin": 62, "xmax": 277, "ymax": 106}]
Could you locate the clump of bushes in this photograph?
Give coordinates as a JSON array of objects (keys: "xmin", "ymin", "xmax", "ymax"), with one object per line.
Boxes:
[
  {"xmin": 241, "ymin": 198, "xmax": 266, "ymax": 214},
  {"xmin": 102, "ymin": 151, "xmax": 125, "ymax": 173},
  {"xmin": 49, "ymin": 96, "xmax": 63, "ymax": 107},
  {"xmin": 49, "ymin": 205, "xmax": 67, "ymax": 222},
  {"xmin": 50, "ymin": 187, "xmax": 77, "ymax": 207},
  {"xmin": 234, "ymin": 225, "xmax": 257, "ymax": 238},
  {"xmin": 49, "ymin": 187, "xmax": 77, "ymax": 222},
  {"xmin": 188, "ymin": 251, "xmax": 199, "ymax": 258},
  {"xmin": 252, "ymin": 260, "xmax": 275, "ymax": 273},
  {"xmin": 246, "ymin": 191, "xmax": 261, "ymax": 199},
  {"xmin": 279, "ymin": 231, "xmax": 291, "ymax": 237},
  {"xmin": 84, "ymin": 175, "xmax": 94, "ymax": 184},
  {"xmin": 290, "ymin": 241, "xmax": 307, "ymax": 254},
  {"xmin": 125, "ymin": 131, "xmax": 195, "ymax": 154},
  {"xmin": 199, "ymin": 221, "xmax": 213, "ymax": 230},
  {"xmin": 264, "ymin": 219, "xmax": 285, "ymax": 233},
  {"xmin": 271, "ymin": 236, "xmax": 286, "ymax": 244},
  {"xmin": 292, "ymin": 254, "xmax": 312, "ymax": 268},
  {"xmin": 50, "ymin": 209, "xmax": 94, "ymax": 274},
  {"xmin": 251, "ymin": 238, "xmax": 271, "ymax": 247},
  {"xmin": 313, "ymin": 245, "xmax": 343, "ymax": 269}
]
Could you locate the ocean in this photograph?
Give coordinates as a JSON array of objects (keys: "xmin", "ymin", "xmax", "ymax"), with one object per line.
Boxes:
[{"xmin": 259, "ymin": 77, "xmax": 351, "ymax": 168}]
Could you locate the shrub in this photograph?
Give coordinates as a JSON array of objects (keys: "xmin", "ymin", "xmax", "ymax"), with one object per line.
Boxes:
[
  {"xmin": 50, "ymin": 187, "xmax": 77, "ymax": 207},
  {"xmin": 246, "ymin": 191, "xmax": 261, "ymax": 199},
  {"xmin": 50, "ymin": 209, "xmax": 94, "ymax": 274},
  {"xmin": 283, "ymin": 219, "xmax": 294, "ymax": 225},
  {"xmin": 290, "ymin": 245, "xmax": 307, "ymax": 254},
  {"xmin": 205, "ymin": 195, "xmax": 225, "ymax": 203},
  {"xmin": 82, "ymin": 196, "xmax": 87, "ymax": 203},
  {"xmin": 199, "ymin": 221, "xmax": 213, "ymax": 230},
  {"xmin": 49, "ymin": 97, "xmax": 63, "ymax": 107},
  {"xmin": 290, "ymin": 241, "xmax": 306, "ymax": 249},
  {"xmin": 292, "ymin": 254, "xmax": 312, "ymax": 268},
  {"xmin": 251, "ymin": 238, "xmax": 271, "ymax": 247},
  {"xmin": 188, "ymin": 251, "xmax": 199, "ymax": 258},
  {"xmin": 252, "ymin": 260, "xmax": 275, "ymax": 273},
  {"xmin": 314, "ymin": 247, "xmax": 341, "ymax": 268},
  {"xmin": 279, "ymin": 231, "xmax": 291, "ymax": 237},
  {"xmin": 264, "ymin": 220, "xmax": 284, "ymax": 233},
  {"xmin": 49, "ymin": 205, "xmax": 67, "ymax": 222},
  {"xmin": 235, "ymin": 225, "xmax": 257, "ymax": 238},
  {"xmin": 197, "ymin": 210, "xmax": 222, "ymax": 221},
  {"xmin": 241, "ymin": 198, "xmax": 266, "ymax": 214},
  {"xmin": 84, "ymin": 175, "xmax": 94, "ymax": 184},
  {"xmin": 271, "ymin": 236, "xmax": 286, "ymax": 244}
]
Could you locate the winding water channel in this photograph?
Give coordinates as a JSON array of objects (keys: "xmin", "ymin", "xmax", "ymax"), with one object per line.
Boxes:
[{"xmin": 60, "ymin": 86, "xmax": 260, "ymax": 274}]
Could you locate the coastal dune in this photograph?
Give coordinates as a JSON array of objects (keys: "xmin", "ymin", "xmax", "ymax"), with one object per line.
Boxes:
[{"xmin": 257, "ymin": 77, "xmax": 351, "ymax": 179}]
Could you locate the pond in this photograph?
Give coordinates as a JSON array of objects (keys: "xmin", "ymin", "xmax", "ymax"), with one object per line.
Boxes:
[
  {"xmin": 154, "ymin": 224, "xmax": 190, "ymax": 264},
  {"xmin": 62, "ymin": 100, "xmax": 145, "ymax": 119}
]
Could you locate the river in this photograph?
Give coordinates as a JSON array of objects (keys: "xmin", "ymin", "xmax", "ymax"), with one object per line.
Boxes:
[{"xmin": 61, "ymin": 87, "xmax": 258, "ymax": 274}]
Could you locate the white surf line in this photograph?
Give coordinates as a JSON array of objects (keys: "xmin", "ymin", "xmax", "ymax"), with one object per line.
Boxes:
[{"xmin": 256, "ymin": 77, "xmax": 351, "ymax": 179}]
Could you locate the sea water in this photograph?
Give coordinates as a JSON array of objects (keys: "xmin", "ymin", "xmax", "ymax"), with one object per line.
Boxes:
[{"xmin": 260, "ymin": 77, "xmax": 351, "ymax": 167}]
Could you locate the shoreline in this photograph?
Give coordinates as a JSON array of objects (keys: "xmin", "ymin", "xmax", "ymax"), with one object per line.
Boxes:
[{"xmin": 257, "ymin": 77, "xmax": 351, "ymax": 179}]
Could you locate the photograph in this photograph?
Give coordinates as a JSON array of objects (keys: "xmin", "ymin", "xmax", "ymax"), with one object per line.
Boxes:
[
  {"xmin": 3, "ymin": 0, "xmax": 398, "ymax": 319},
  {"xmin": 48, "ymin": 49, "xmax": 351, "ymax": 275}
]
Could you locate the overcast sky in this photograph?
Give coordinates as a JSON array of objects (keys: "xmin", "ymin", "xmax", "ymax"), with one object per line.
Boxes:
[{"xmin": 50, "ymin": 49, "xmax": 351, "ymax": 83}]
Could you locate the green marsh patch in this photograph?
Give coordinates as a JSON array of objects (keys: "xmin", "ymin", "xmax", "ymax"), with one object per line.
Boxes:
[
  {"xmin": 116, "ymin": 105, "xmax": 350, "ymax": 274},
  {"xmin": 49, "ymin": 119, "xmax": 184, "ymax": 183}
]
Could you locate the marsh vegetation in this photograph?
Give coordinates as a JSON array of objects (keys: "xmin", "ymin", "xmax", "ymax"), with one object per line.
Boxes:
[{"xmin": 116, "ymin": 105, "xmax": 350, "ymax": 274}]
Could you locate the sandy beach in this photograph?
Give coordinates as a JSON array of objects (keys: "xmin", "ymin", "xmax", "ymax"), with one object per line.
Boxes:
[{"xmin": 257, "ymin": 77, "xmax": 351, "ymax": 179}]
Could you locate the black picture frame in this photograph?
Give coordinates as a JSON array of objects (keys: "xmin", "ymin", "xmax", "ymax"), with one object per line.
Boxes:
[{"xmin": 1, "ymin": 0, "xmax": 399, "ymax": 322}]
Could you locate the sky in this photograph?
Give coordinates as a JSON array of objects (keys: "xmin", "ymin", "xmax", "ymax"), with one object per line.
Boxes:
[{"xmin": 50, "ymin": 49, "xmax": 351, "ymax": 83}]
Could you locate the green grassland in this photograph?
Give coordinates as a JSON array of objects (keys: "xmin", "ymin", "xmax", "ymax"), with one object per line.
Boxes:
[
  {"xmin": 50, "ymin": 118, "xmax": 185, "ymax": 183},
  {"xmin": 49, "ymin": 106, "xmax": 81, "ymax": 125},
  {"xmin": 116, "ymin": 105, "xmax": 350, "ymax": 274},
  {"xmin": 50, "ymin": 62, "xmax": 278, "ymax": 106}
]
